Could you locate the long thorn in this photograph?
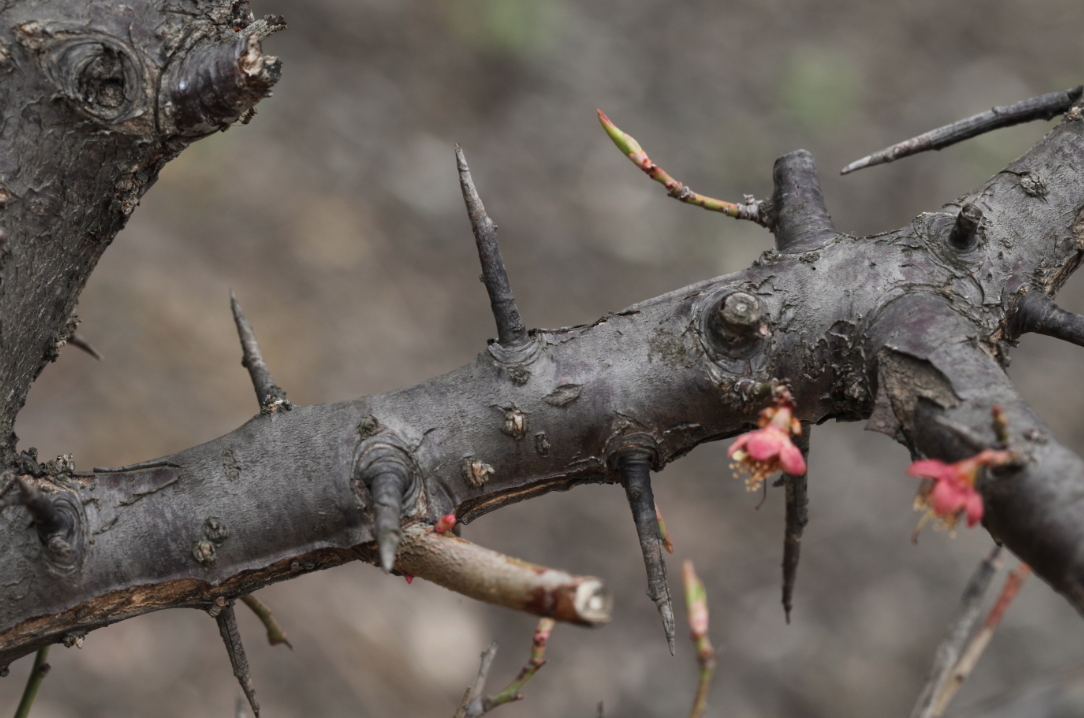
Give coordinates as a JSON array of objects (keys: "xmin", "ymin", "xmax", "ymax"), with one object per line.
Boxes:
[
  {"xmin": 842, "ymin": 85, "xmax": 1083, "ymax": 175},
  {"xmin": 230, "ymin": 291, "xmax": 291, "ymax": 415},
  {"xmin": 455, "ymin": 146, "xmax": 528, "ymax": 349},
  {"xmin": 370, "ymin": 471, "xmax": 405, "ymax": 573},
  {"xmin": 909, "ymin": 546, "xmax": 1003, "ymax": 718},
  {"xmin": 781, "ymin": 425, "xmax": 811, "ymax": 623},
  {"xmin": 215, "ymin": 604, "xmax": 260, "ymax": 718},
  {"xmin": 597, "ymin": 109, "xmax": 769, "ymax": 226},
  {"xmin": 68, "ymin": 332, "xmax": 102, "ymax": 360},
  {"xmin": 619, "ymin": 451, "xmax": 676, "ymax": 655},
  {"xmin": 930, "ymin": 562, "xmax": 1032, "ymax": 718},
  {"xmin": 13, "ymin": 646, "xmax": 51, "ymax": 718},
  {"xmin": 240, "ymin": 594, "xmax": 292, "ymax": 649}
]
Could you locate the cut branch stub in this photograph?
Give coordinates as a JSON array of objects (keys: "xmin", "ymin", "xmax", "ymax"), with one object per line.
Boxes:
[
  {"xmin": 392, "ymin": 524, "xmax": 613, "ymax": 626},
  {"xmin": 947, "ymin": 203, "xmax": 984, "ymax": 252},
  {"xmin": 1011, "ymin": 291, "xmax": 1084, "ymax": 348},
  {"xmin": 702, "ymin": 290, "xmax": 769, "ymax": 358},
  {"xmin": 16, "ymin": 478, "xmax": 82, "ymax": 573},
  {"xmin": 455, "ymin": 145, "xmax": 529, "ymax": 350},
  {"xmin": 163, "ymin": 30, "xmax": 283, "ymax": 135},
  {"xmin": 617, "ymin": 449, "xmax": 676, "ymax": 655},
  {"xmin": 767, "ymin": 150, "xmax": 838, "ymax": 254},
  {"xmin": 230, "ymin": 292, "xmax": 291, "ymax": 415}
]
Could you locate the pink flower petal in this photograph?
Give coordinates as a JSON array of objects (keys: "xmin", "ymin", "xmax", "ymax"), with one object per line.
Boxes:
[
  {"xmin": 930, "ymin": 479, "xmax": 966, "ymax": 516},
  {"xmin": 745, "ymin": 427, "xmax": 785, "ymax": 461},
  {"xmin": 727, "ymin": 433, "xmax": 751, "ymax": 457},
  {"xmin": 964, "ymin": 492, "xmax": 984, "ymax": 527},
  {"xmin": 779, "ymin": 440, "xmax": 806, "ymax": 475},
  {"xmin": 907, "ymin": 459, "xmax": 952, "ymax": 480}
]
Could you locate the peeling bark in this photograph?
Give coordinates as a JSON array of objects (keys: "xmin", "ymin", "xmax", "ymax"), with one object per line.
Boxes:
[{"xmin": 3, "ymin": 0, "xmax": 1084, "ymax": 685}]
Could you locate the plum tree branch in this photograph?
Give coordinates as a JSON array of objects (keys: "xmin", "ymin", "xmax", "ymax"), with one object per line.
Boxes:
[{"xmin": 3, "ymin": 3, "xmax": 1084, "ymax": 711}]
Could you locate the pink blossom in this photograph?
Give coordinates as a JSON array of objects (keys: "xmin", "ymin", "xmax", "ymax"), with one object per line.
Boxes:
[
  {"xmin": 908, "ymin": 449, "xmax": 1014, "ymax": 535},
  {"xmin": 728, "ymin": 388, "xmax": 806, "ymax": 492}
]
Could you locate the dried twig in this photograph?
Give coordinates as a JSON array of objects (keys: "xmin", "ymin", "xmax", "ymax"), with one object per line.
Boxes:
[
  {"xmin": 682, "ymin": 561, "xmax": 716, "ymax": 718},
  {"xmin": 214, "ymin": 603, "xmax": 260, "ymax": 718},
  {"xmin": 909, "ymin": 546, "xmax": 1003, "ymax": 718},
  {"xmin": 13, "ymin": 646, "xmax": 51, "ymax": 718},
  {"xmin": 453, "ymin": 641, "xmax": 499, "ymax": 718},
  {"xmin": 239, "ymin": 594, "xmax": 292, "ymax": 649},
  {"xmin": 841, "ymin": 86, "xmax": 1083, "ymax": 174},
  {"xmin": 597, "ymin": 109, "xmax": 769, "ymax": 226},
  {"xmin": 455, "ymin": 619, "xmax": 557, "ymax": 718},
  {"xmin": 930, "ymin": 562, "xmax": 1032, "ymax": 717}
]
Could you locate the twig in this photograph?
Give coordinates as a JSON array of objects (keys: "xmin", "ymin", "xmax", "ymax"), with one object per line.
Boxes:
[
  {"xmin": 930, "ymin": 562, "xmax": 1032, "ymax": 718},
  {"xmin": 482, "ymin": 618, "xmax": 555, "ymax": 713},
  {"xmin": 455, "ymin": 145, "xmax": 529, "ymax": 349},
  {"xmin": 781, "ymin": 425, "xmax": 811, "ymax": 623},
  {"xmin": 841, "ymin": 85, "xmax": 1083, "ymax": 174},
  {"xmin": 655, "ymin": 502, "xmax": 674, "ymax": 554},
  {"xmin": 230, "ymin": 291, "xmax": 291, "ymax": 415},
  {"xmin": 239, "ymin": 594, "xmax": 292, "ymax": 649},
  {"xmin": 908, "ymin": 546, "xmax": 1003, "ymax": 718},
  {"xmin": 392, "ymin": 524, "xmax": 613, "ymax": 626},
  {"xmin": 12, "ymin": 646, "xmax": 51, "ymax": 718},
  {"xmin": 682, "ymin": 561, "xmax": 716, "ymax": 718},
  {"xmin": 453, "ymin": 641, "xmax": 498, "ymax": 718},
  {"xmin": 597, "ymin": 110, "xmax": 769, "ymax": 226},
  {"xmin": 618, "ymin": 451, "xmax": 676, "ymax": 655}
]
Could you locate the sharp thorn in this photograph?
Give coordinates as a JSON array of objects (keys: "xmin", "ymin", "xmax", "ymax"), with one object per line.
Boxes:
[
  {"xmin": 842, "ymin": 85, "xmax": 1083, "ymax": 175},
  {"xmin": 455, "ymin": 145, "xmax": 529, "ymax": 349},
  {"xmin": 1012, "ymin": 290, "xmax": 1084, "ymax": 349},
  {"xmin": 618, "ymin": 451, "xmax": 675, "ymax": 654},
  {"xmin": 371, "ymin": 471, "xmax": 405, "ymax": 573},
  {"xmin": 230, "ymin": 291, "xmax": 291, "ymax": 415},
  {"xmin": 781, "ymin": 426, "xmax": 811, "ymax": 623},
  {"xmin": 214, "ymin": 604, "xmax": 260, "ymax": 718},
  {"xmin": 68, "ymin": 332, "xmax": 102, "ymax": 360}
]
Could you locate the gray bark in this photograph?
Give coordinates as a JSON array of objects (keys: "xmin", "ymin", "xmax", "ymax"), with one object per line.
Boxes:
[{"xmin": 3, "ymin": 0, "xmax": 1084, "ymax": 679}]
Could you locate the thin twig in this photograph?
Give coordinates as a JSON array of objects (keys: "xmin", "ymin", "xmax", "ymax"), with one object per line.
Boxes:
[
  {"xmin": 909, "ymin": 545, "xmax": 1003, "ymax": 718},
  {"xmin": 455, "ymin": 145, "xmax": 528, "ymax": 349},
  {"xmin": 841, "ymin": 85, "xmax": 1083, "ymax": 174},
  {"xmin": 781, "ymin": 425, "xmax": 811, "ymax": 623},
  {"xmin": 13, "ymin": 646, "xmax": 51, "ymax": 718},
  {"xmin": 239, "ymin": 594, "xmax": 292, "ymax": 649},
  {"xmin": 597, "ymin": 109, "xmax": 769, "ymax": 226},
  {"xmin": 682, "ymin": 561, "xmax": 716, "ymax": 718},
  {"xmin": 453, "ymin": 641, "xmax": 498, "ymax": 718},
  {"xmin": 930, "ymin": 563, "xmax": 1032, "ymax": 718},
  {"xmin": 483, "ymin": 618, "xmax": 556, "ymax": 713}
]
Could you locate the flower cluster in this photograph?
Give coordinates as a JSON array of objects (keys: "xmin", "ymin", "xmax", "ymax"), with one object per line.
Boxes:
[
  {"xmin": 908, "ymin": 449, "xmax": 1014, "ymax": 537},
  {"xmin": 728, "ymin": 387, "xmax": 806, "ymax": 492}
]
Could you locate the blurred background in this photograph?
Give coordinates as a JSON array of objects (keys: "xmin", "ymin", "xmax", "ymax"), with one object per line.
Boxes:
[{"xmin": 5, "ymin": 0, "xmax": 1084, "ymax": 716}]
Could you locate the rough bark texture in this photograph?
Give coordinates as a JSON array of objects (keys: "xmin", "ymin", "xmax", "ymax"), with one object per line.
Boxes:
[{"xmin": 3, "ymin": 0, "xmax": 1084, "ymax": 682}]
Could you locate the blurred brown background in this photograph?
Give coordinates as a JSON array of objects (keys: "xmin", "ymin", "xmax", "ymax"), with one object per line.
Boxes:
[{"xmin": 5, "ymin": 0, "xmax": 1084, "ymax": 716}]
